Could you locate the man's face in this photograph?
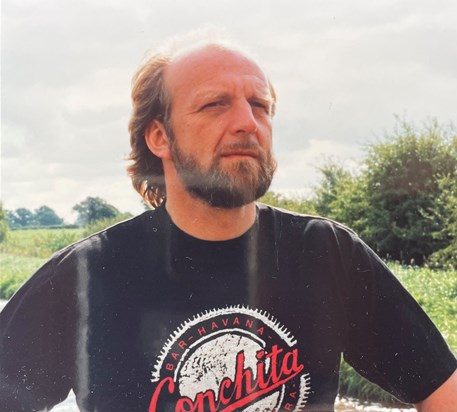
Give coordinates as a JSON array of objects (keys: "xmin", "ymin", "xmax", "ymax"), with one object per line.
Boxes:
[{"xmin": 163, "ymin": 46, "xmax": 276, "ymax": 208}]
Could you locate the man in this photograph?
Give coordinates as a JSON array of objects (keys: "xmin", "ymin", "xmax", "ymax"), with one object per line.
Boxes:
[{"xmin": 1, "ymin": 34, "xmax": 457, "ymax": 412}]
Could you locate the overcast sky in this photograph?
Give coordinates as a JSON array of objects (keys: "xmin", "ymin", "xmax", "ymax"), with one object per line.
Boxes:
[{"xmin": 2, "ymin": 0, "xmax": 457, "ymax": 222}]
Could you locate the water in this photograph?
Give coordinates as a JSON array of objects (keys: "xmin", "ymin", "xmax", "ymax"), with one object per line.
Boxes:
[
  {"xmin": 44, "ymin": 393, "xmax": 418, "ymax": 412},
  {"xmin": 0, "ymin": 300, "xmax": 414, "ymax": 411},
  {"xmin": 38, "ymin": 392, "xmax": 417, "ymax": 412}
]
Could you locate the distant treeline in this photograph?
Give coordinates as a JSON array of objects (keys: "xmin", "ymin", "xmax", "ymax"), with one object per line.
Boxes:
[
  {"xmin": 4, "ymin": 196, "xmax": 130, "ymax": 230},
  {"xmin": 8, "ymin": 224, "xmax": 80, "ymax": 231}
]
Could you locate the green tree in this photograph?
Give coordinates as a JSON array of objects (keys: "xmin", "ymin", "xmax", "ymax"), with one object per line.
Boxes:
[
  {"xmin": 73, "ymin": 197, "xmax": 120, "ymax": 226},
  {"xmin": 313, "ymin": 163, "xmax": 368, "ymax": 235},
  {"xmin": 429, "ymin": 175, "xmax": 457, "ymax": 269},
  {"xmin": 13, "ymin": 208, "xmax": 36, "ymax": 228},
  {"xmin": 309, "ymin": 119, "xmax": 457, "ymax": 266},
  {"xmin": 259, "ymin": 191, "xmax": 316, "ymax": 215},
  {"xmin": 6, "ymin": 210, "xmax": 19, "ymax": 229},
  {"xmin": 0, "ymin": 202, "xmax": 8, "ymax": 243},
  {"xmin": 362, "ymin": 119, "xmax": 457, "ymax": 264},
  {"xmin": 34, "ymin": 205, "xmax": 64, "ymax": 227}
]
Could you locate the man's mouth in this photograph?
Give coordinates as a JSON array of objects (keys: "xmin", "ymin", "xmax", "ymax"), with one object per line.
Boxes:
[
  {"xmin": 218, "ymin": 145, "xmax": 262, "ymax": 160},
  {"xmin": 221, "ymin": 150, "xmax": 259, "ymax": 159}
]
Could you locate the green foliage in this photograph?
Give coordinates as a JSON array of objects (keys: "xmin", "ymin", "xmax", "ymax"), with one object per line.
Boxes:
[
  {"xmin": 0, "ymin": 202, "xmax": 8, "ymax": 243},
  {"xmin": 259, "ymin": 192, "xmax": 316, "ymax": 215},
  {"xmin": 313, "ymin": 162, "xmax": 368, "ymax": 234},
  {"xmin": 311, "ymin": 119, "xmax": 457, "ymax": 267},
  {"xmin": 73, "ymin": 196, "xmax": 120, "ymax": 226},
  {"xmin": 428, "ymin": 175, "xmax": 457, "ymax": 269},
  {"xmin": 82, "ymin": 213, "xmax": 133, "ymax": 237},
  {"xmin": 34, "ymin": 205, "xmax": 64, "ymax": 226},
  {"xmin": 9, "ymin": 207, "xmax": 36, "ymax": 228},
  {"xmin": 0, "ymin": 254, "xmax": 46, "ymax": 299},
  {"xmin": 313, "ymin": 162, "xmax": 353, "ymax": 217},
  {"xmin": 1, "ymin": 228, "xmax": 83, "ymax": 258},
  {"xmin": 7, "ymin": 205, "xmax": 64, "ymax": 229},
  {"xmin": 362, "ymin": 119, "xmax": 457, "ymax": 264}
]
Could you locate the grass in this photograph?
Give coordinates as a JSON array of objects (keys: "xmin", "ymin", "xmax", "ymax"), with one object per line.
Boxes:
[
  {"xmin": 0, "ymin": 228, "xmax": 83, "ymax": 299},
  {"xmin": 392, "ymin": 263, "xmax": 457, "ymax": 352},
  {"xmin": 0, "ymin": 254, "xmax": 47, "ymax": 299},
  {"xmin": 2, "ymin": 228, "xmax": 83, "ymax": 259},
  {"xmin": 1, "ymin": 229, "xmax": 456, "ymax": 405}
]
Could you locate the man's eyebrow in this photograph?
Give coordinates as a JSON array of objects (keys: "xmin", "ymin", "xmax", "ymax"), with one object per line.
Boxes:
[
  {"xmin": 249, "ymin": 93, "xmax": 274, "ymax": 103},
  {"xmin": 192, "ymin": 90, "xmax": 231, "ymax": 102}
]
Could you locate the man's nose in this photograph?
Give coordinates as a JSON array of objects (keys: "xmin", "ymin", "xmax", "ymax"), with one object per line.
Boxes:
[{"xmin": 229, "ymin": 100, "xmax": 258, "ymax": 135}]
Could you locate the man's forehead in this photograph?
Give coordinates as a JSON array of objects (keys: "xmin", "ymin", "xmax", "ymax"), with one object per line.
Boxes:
[{"xmin": 164, "ymin": 46, "xmax": 270, "ymax": 94}]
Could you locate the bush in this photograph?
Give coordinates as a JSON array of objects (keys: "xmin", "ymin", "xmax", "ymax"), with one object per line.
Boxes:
[
  {"xmin": 429, "ymin": 175, "xmax": 457, "ymax": 269},
  {"xmin": 259, "ymin": 192, "xmax": 316, "ymax": 215},
  {"xmin": 0, "ymin": 202, "xmax": 8, "ymax": 243},
  {"xmin": 82, "ymin": 213, "xmax": 133, "ymax": 237},
  {"xmin": 362, "ymin": 119, "xmax": 457, "ymax": 264},
  {"xmin": 310, "ymin": 119, "xmax": 457, "ymax": 267}
]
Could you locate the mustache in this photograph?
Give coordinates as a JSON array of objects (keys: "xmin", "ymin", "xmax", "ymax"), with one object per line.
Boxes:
[{"xmin": 216, "ymin": 143, "xmax": 265, "ymax": 159}]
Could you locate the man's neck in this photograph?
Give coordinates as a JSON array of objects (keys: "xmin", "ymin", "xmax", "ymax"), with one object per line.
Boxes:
[{"xmin": 164, "ymin": 193, "xmax": 257, "ymax": 241}]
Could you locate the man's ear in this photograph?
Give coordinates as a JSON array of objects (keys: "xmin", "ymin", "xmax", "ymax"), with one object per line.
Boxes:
[{"xmin": 145, "ymin": 120, "xmax": 172, "ymax": 160}]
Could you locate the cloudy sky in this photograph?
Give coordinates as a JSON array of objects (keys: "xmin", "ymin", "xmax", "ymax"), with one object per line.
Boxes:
[{"xmin": 2, "ymin": 0, "xmax": 457, "ymax": 222}]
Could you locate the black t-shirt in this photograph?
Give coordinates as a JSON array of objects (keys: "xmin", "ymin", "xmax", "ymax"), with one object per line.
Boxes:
[{"xmin": 1, "ymin": 203, "xmax": 456, "ymax": 411}]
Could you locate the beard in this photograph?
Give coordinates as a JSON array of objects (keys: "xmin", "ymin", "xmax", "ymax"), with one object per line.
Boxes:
[{"xmin": 170, "ymin": 139, "xmax": 277, "ymax": 209}]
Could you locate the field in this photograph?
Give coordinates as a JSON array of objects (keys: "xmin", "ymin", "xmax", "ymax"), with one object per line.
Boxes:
[
  {"xmin": 0, "ymin": 228, "xmax": 83, "ymax": 299},
  {"xmin": 1, "ymin": 228, "xmax": 456, "ymax": 405}
]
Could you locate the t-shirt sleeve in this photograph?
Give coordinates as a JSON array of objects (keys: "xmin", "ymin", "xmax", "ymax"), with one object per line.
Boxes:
[
  {"xmin": 341, "ymin": 234, "xmax": 457, "ymax": 404},
  {"xmin": 0, "ymin": 253, "xmax": 76, "ymax": 411}
]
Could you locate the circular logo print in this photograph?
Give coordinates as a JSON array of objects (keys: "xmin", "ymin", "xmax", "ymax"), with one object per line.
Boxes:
[{"xmin": 149, "ymin": 305, "xmax": 310, "ymax": 411}]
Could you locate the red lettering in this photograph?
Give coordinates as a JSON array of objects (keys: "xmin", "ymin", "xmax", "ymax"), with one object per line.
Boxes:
[
  {"xmin": 257, "ymin": 327, "xmax": 264, "ymax": 335},
  {"xmin": 149, "ymin": 377, "xmax": 175, "ymax": 412},
  {"xmin": 171, "ymin": 352, "xmax": 180, "ymax": 361},
  {"xmin": 166, "ymin": 363, "xmax": 174, "ymax": 371},
  {"xmin": 176, "ymin": 396, "xmax": 197, "ymax": 412},
  {"xmin": 150, "ymin": 345, "xmax": 304, "ymax": 412},
  {"xmin": 194, "ymin": 390, "xmax": 217, "ymax": 412},
  {"xmin": 281, "ymin": 348, "xmax": 303, "ymax": 376},
  {"xmin": 198, "ymin": 326, "xmax": 206, "ymax": 336},
  {"xmin": 266, "ymin": 345, "xmax": 284, "ymax": 383},
  {"xmin": 233, "ymin": 317, "xmax": 240, "ymax": 326},
  {"xmin": 255, "ymin": 350, "xmax": 269, "ymax": 390},
  {"xmin": 233, "ymin": 351, "xmax": 255, "ymax": 399},
  {"xmin": 218, "ymin": 378, "xmax": 235, "ymax": 406},
  {"xmin": 211, "ymin": 321, "xmax": 219, "ymax": 330},
  {"xmin": 179, "ymin": 340, "xmax": 187, "ymax": 349},
  {"xmin": 222, "ymin": 318, "xmax": 229, "ymax": 327},
  {"xmin": 245, "ymin": 319, "xmax": 253, "ymax": 328}
]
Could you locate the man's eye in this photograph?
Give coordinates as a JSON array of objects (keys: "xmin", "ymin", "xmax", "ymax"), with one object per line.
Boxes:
[
  {"xmin": 201, "ymin": 101, "xmax": 225, "ymax": 110},
  {"xmin": 251, "ymin": 101, "xmax": 270, "ymax": 114}
]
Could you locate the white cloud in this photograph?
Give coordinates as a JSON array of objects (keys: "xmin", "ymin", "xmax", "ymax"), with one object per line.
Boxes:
[
  {"xmin": 272, "ymin": 139, "xmax": 363, "ymax": 192},
  {"xmin": 2, "ymin": 0, "xmax": 457, "ymax": 218}
]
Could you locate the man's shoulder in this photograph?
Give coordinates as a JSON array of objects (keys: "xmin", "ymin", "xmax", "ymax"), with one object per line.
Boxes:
[
  {"xmin": 53, "ymin": 209, "xmax": 161, "ymax": 263},
  {"xmin": 256, "ymin": 202, "xmax": 357, "ymax": 238}
]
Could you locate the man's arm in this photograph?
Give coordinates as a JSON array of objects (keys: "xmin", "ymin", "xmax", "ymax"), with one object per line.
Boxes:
[{"xmin": 414, "ymin": 369, "xmax": 457, "ymax": 412}]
